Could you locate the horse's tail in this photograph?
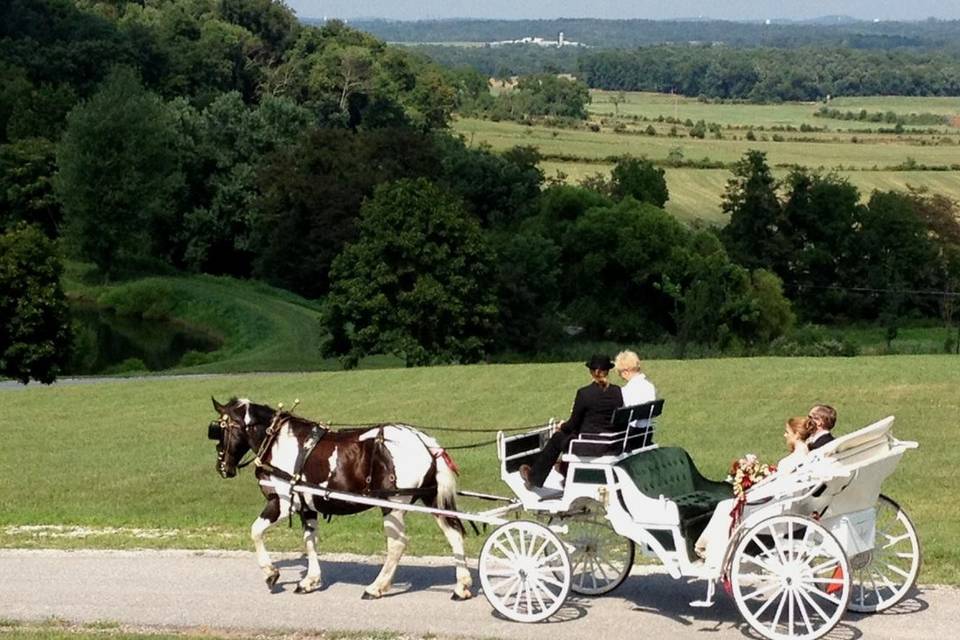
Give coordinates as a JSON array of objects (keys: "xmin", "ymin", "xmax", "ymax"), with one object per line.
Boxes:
[{"xmin": 434, "ymin": 448, "xmax": 465, "ymax": 535}]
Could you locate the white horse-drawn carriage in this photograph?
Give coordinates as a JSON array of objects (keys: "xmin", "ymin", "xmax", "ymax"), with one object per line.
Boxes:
[
  {"xmin": 212, "ymin": 397, "xmax": 919, "ymax": 640},
  {"xmin": 482, "ymin": 402, "xmax": 921, "ymax": 639}
]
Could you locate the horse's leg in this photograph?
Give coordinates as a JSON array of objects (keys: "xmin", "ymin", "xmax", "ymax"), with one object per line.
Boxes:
[
  {"xmin": 251, "ymin": 495, "xmax": 287, "ymax": 589},
  {"xmin": 361, "ymin": 507, "xmax": 407, "ymax": 599},
  {"xmin": 435, "ymin": 515, "xmax": 473, "ymax": 600},
  {"xmin": 296, "ymin": 510, "xmax": 322, "ymax": 594}
]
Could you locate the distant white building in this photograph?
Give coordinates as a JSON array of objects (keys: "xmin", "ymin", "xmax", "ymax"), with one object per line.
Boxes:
[{"xmin": 489, "ymin": 31, "xmax": 584, "ymax": 48}]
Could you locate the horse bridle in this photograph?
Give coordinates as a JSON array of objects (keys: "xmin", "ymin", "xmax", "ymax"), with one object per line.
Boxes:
[{"xmin": 208, "ymin": 414, "xmax": 260, "ymax": 473}]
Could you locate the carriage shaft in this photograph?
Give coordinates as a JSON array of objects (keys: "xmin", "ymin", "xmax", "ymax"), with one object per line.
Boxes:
[{"xmin": 259, "ymin": 479, "xmax": 520, "ymax": 526}]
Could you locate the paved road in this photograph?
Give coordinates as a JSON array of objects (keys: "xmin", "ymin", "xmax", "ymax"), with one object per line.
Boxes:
[{"xmin": 0, "ymin": 549, "xmax": 952, "ymax": 639}]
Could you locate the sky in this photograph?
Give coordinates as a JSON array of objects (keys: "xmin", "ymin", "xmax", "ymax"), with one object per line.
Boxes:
[{"xmin": 288, "ymin": 0, "xmax": 960, "ymax": 21}]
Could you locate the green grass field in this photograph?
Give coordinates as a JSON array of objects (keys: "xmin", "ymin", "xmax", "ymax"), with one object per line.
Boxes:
[
  {"xmin": 2, "ymin": 356, "xmax": 957, "ymax": 583},
  {"xmin": 454, "ymin": 117, "xmax": 960, "ymax": 169},
  {"xmin": 589, "ymin": 91, "xmax": 960, "ymax": 130},
  {"xmin": 63, "ymin": 266, "xmax": 403, "ymax": 375}
]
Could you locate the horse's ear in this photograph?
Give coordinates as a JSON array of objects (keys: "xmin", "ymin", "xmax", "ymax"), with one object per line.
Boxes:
[{"xmin": 212, "ymin": 397, "xmax": 226, "ymax": 414}]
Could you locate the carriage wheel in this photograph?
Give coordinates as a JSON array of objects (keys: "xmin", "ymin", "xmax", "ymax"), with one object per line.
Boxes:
[
  {"xmin": 847, "ymin": 494, "xmax": 921, "ymax": 613},
  {"xmin": 479, "ymin": 520, "xmax": 571, "ymax": 622},
  {"xmin": 550, "ymin": 502, "xmax": 634, "ymax": 596},
  {"xmin": 731, "ymin": 514, "xmax": 851, "ymax": 640}
]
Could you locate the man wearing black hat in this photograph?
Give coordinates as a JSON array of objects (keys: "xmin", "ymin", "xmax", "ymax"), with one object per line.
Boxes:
[{"xmin": 520, "ymin": 354, "xmax": 624, "ymax": 489}]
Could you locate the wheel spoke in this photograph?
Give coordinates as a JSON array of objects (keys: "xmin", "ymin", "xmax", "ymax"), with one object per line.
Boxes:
[
  {"xmin": 742, "ymin": 580, "xmax": 782, "ymax": 602},
  {"xmin": 885, "ymin": 563, "xmax": 911, "ymax": 580},
  {"xmin": 800, "ymin": 582, "xmax": 843, "ymax": 606},
  {"xmin": 529, "ymin": 577, "xmax": 550, "ymax": 612},
  {"xmin": 796, "ymin": 583, "xmax": 831, "ymax": 621},
  {"xmin": 750, "ymin": 585, "xmax": 785, "ymax": 619},
  {"xmin": 534, "ymin": 571, "xmax": 568, "ymax": 589},
  {"xmin": 493, "ymin": 539, "xmax": 517, "ymax": 563},
  {"xmin": 769, "ymin": 589, "xmax": 789, "ymax": 633}
]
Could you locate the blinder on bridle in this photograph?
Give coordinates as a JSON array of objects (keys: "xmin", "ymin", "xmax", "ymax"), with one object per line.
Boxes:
[{"xmin": 210, "ymin": 412, "xmax": 260, "ymax": 476}]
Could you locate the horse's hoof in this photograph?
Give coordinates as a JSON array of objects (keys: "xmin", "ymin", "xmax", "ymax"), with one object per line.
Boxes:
[
  {"xmin": 451, "ymin": 591, "xmax": 473, "ymax": 601},
  {"xmin": 360, "ymin": 591, "xmax": 379, "ymax": 600},
  {"xmin": 295, "ymin": 583, "xmax": 320, "ymax": 594},
  {"xmin": 265, "ymin": 571, "xmax": 280, "ymax": 589}
]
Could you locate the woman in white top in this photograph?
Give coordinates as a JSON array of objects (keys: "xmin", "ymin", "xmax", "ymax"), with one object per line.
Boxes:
[{"xmin": 614, "ymin": 350, "xmax": 656, "ymax": 406}]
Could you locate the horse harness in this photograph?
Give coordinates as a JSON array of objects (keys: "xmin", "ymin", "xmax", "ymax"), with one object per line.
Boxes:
[{"xmin": 225, "ymin": 413, "xmax": 445, "ymax": 518}]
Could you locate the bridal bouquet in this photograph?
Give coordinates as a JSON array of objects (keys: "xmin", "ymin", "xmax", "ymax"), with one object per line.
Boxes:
[{"xmin": 728, "ymin": 454, "xmax": 777, "ymax": 499}]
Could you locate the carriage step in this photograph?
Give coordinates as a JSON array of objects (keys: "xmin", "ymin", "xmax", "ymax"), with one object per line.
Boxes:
[{"xmin": 689, "ymin": 579, "xmax": 716, "ymax": 608}]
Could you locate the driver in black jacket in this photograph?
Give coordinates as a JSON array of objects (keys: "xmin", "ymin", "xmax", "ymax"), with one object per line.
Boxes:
[{"xmin": 521, "ymin": 354, "xmax": 624, "ymax": 488}]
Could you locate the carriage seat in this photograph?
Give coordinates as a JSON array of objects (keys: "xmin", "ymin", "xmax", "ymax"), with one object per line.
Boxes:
[
  {"xmin": 566, "ymin": 399, "xmax": 664, "ymax": 458},
  {"xmin": 616, "ymin": 447, "xmax": 731, "ymax": 538}
]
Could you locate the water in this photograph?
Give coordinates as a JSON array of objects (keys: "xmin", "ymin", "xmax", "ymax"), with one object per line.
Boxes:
[{"xmin": 67, "ymin": 306, "xmax": 221, "ymax": 374}]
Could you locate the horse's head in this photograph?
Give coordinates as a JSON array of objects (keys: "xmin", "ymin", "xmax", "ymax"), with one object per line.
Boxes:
[{"xmin": 208, "ymin": 397, "xmax": 274, "ymax": 478}]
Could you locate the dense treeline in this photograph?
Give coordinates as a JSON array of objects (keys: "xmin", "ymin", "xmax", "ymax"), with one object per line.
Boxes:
[
  {"xmin": 411, "ymin": 42, "xmax": 960, "ymax": 101},
  {"xmin": 349, "ymin": 18, "xmax": 960, "ymax": 50},
  {"xmin": 578, "ymin": 47, "xmax": 960, "ymax": 100},
  {"xmin": 3, "ymin": 1, "xmax": 959, "ymax": 380},
  {"xmin": 404, "ymin": 44, "xmax": 582, "ymax": 79},
  {"xmin": 722, "ymin": 151, "xmax": 960, "ymax": 328}
]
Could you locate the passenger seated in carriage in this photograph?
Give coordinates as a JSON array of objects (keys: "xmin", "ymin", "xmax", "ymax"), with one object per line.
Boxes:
[
  {"xmin": 807, "ymin": 404, "xmax": 838, "ymax": 451},
  {"xmin": 614, "ymin": 350, "xmax": 656, "ymax": 408},
  {"xmin": 693, "ymin": 415, "xmax": 817, "ymax": 568},
  {"xmin": 520, "ymin": 354, "xmax": 624, "ymax": 489}
]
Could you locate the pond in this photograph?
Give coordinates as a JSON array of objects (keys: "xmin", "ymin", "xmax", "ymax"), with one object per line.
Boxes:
[{"xmin": 67, "ymin": 305, "xmax": 222, "ymax": 375}]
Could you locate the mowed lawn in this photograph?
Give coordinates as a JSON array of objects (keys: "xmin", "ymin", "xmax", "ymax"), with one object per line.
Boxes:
[
  {"xmin": 539, "ymin": 163, "xmax": 960, "ymax": 223},
  {"xmin": 2, "ymin": 356, "xmax": 958, "ymax": 583}
]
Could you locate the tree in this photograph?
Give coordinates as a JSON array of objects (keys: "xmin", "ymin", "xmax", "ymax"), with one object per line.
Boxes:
[
  {"xmin": 437, "ymin": 140, "xmax": 543, "ymax": 228},
  {"xmin": 324, "ymin": 178, "xmax": 498, "ymax": 367},
  {"xmin": 255, "ymin": 127, "xmax": 440, "ymax": 297},
  {"xmin": 721, "ymin": 150, "xmax": 788, "ymax": 273},
  {"xmin": 856, "ymin": 191, "xmax": 941, "ymax": 319},
  {"xmin": 0, "ymin": 223, "xmax": 71, "ymax": 383},
  {"xmin": 490, "ymin": 228, "xmax": 562, "ymax": 352},
  {"xmin": 173, "ymin": 92, "xmax": 310, "ymax": 275},
  {"xmin": 780, "ymin": 170, "xmax": 863, "ymax": 319},
  {"xmin": 0, "ymin": 137, "xmax": 61, "ymax": 236},
  {"xmin": 55, "ymin": 67, "xmax": 182, "ymax": 278},
  {"xmin": 563, "ymin": 197, "xmax": 690, "ymax": 339},
  {"xmin": 609, "ymin": 156, "xmax": 669, "ymax": 207}
]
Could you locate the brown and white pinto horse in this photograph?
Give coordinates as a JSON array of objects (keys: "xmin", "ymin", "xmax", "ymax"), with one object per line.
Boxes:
[{"xmin": 208, "ymin": 397, "xmax": 473, "ymax": 600}]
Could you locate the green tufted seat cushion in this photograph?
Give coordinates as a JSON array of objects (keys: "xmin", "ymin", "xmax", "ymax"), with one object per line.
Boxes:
[{"xmin": 616, "ymin": 447, "xmax": 732, "ymax": 541}]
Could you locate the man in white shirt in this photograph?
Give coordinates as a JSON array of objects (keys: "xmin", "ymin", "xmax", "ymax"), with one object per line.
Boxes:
[{"xmin": 615, "ymin": 350, "xmax": 656, "ymax": 406}]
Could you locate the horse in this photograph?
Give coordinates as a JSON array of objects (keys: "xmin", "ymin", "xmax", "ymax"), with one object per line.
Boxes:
[{"xmin": 207, "ymin": 397, "xmax": 473, "ymax": 600}]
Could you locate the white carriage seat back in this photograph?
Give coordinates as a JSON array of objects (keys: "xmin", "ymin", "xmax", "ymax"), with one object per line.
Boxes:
[
  {"xmin": 565, "ymin": 399, "xmax": 664, "ymax": 460},
  {"xmin": 801, "ymin": 416, "xmax": 918, "ymax": 518}
]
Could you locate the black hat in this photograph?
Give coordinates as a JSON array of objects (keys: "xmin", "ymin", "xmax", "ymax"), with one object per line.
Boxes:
[{"xmin": 585, "ymin": 354, "xmax": 614, "ymax": 371}]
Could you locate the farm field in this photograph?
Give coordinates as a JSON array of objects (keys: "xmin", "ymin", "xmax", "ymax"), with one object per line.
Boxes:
[
  {"xmin": 538, "ymin": 163, "xmax": 960, "ymax": 223},
  {"xmin": 589, "ymin": 91, "xmax": 960, "ymax": 130},
  {"xmin": 2, "ymin": 356, "xmax": 957, "ymax": 583},
  {"xmin": 454, "ymin": 117, "xmax": 960, "ymax": 169},
  {"xmin": 454, "ymin": 91, "xmax": 960, "ymax": 224}
]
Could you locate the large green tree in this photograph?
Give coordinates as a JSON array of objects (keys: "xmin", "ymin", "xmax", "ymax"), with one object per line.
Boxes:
[
  {"xmin": 610, "ymin": 156, "xmax": 669, "ymax": 208},
  {"xmin": 55, "ymin": 66, "xmax": 182, "ymax": 277},
  {"xmin": 324, "ymin": 178, "xmax": 498, "ymax": 367},
  {"xmin": 721, "ymin": 150, "xmax": 788, "ymax": 273},
  {"xmin": 0, "ymin": 137, "xmax": 61, "ymax": 236},
  {"xmin": 0, "ymin": 223, "xmax": 71, "ymax": 383}
]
